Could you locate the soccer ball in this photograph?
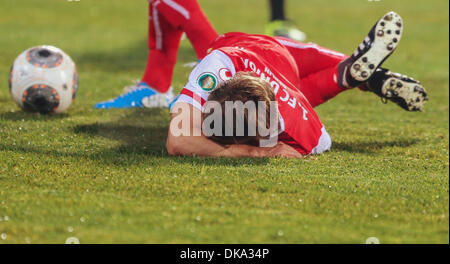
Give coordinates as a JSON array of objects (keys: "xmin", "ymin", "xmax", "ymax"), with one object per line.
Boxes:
[{"xmin": 9, "ymin": 45, "xmax": 78, "ymax": 114}]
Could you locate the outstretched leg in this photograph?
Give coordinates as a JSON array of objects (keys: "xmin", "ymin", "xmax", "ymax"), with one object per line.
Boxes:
[{"xmin": 142, "ymin": 0, "xmax": 218, "ymax": 93}]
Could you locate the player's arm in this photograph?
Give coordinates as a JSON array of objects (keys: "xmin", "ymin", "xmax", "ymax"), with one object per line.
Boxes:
[
  {"xmin": 166, "ymin": 102, "xmax": 301, "ymax": 158},
  {"xmin": 166, "ymin": 102, "xmax": 225, "ymax": 157}
]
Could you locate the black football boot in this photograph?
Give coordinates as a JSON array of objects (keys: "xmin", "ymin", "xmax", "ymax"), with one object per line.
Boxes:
[
  {"xmin": 338, "ymin": 11, "xmax": 404, "ymax": 88},
  {"xmin": 365, "ymin": 68, "xmax": 429, "ymax": 111}
]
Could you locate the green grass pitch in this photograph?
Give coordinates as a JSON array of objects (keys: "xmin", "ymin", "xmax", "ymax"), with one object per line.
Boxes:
[{"xmin": 0, "ymin": 0, "xmax": 448, "ymax": 243}]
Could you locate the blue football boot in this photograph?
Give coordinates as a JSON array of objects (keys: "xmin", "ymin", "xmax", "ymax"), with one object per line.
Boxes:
[{"xmin": 94, "ymin": 81, "xmax": 174, "ymax": 109}]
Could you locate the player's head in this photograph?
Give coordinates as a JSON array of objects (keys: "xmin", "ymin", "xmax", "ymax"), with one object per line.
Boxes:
[{"xmin": 203, "ymin": 72, "xmax": 277, "ymax": 145}]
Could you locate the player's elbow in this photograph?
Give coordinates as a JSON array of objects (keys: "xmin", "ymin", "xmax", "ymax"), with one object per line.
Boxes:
[
  {"xmin": 166, "ymin": 135, "xmax": 180, "ymax": 156},
  {"xmin": 166, "ymin": 132, "xmax": 188, "ymax": 156}
]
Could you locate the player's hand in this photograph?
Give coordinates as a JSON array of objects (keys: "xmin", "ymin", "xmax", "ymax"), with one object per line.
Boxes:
[
  {"xmin": 219, "ymin": 142, "xmax": 302, "ymax": 158},
  {"xmin": 265, "ymin": 142, "xmax": 303, "ymax": 158}
]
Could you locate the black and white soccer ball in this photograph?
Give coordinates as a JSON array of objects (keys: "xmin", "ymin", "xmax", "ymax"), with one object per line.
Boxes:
[{"xmin": 9, "ymin": 45, "xmax": 78, "ymax": 114}]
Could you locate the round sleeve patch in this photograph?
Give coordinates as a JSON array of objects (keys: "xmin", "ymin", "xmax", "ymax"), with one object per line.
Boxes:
[{"xmin": 197, "ymin": 73, "xmax": 218, "ymax": 91}]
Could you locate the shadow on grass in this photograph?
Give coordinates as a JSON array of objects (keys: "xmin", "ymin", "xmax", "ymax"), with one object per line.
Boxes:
[
  {"xmin": 1, "ymin": 109, "xmax": 420, "ymax": 165},
  {"xmin": 73, "ymin": 109, "xmax": 269, "ymax": 166},
  {"xmin": 0, "ymin": 110, "xmax": 69, "ymax": 121},
  {"xmin": 0, "ymin": 108, "xmax": 269, "ymax": 167},
  {"xmin": 0, "ymin": 141, "xmax": 270, "ymax": 168},
  {"xmin": 74, "ymin": 39, "xmax": 196, "ymax": 73},
  {"xmin": 332, "ymin": 138, "xmax": 420, "ymax": 154}
]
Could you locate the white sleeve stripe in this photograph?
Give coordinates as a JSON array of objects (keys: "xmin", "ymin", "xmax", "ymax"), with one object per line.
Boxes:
[
  {"xmin": 183, "ymin": 85, "xmax": 210, "ymax": 101},
  {"xmin": 162, "ymin": 0, "xmax": 190, "ymax": 20},
  {"xmin": 277, "ymin": 39, "xmax": 346, "ymax": 58},
  {"xmin": 174, "ymin": 94, "xmax": 202, "ymax": 111},
  {"xmin": 152, "ymin": 1, "xmax": 163, "ymax": 50}
]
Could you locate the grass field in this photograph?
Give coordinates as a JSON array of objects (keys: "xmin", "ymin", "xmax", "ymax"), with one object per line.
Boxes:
[{"xmin": 0, "ymin": 0, "xmax": 448, "ymax": 244}]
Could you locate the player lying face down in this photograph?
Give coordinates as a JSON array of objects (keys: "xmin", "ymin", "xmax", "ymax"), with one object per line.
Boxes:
[
  {"xmin": 166, "ymin": 12, "xmax": 428, "ymax": 158},
  {"xmin": 167, "ymin": 73, "xmax": 306, "ymax": 158},
  {"xmin": 88, "ymin": 0, "xmax": 428, "ymax": 157},
  {"xmin": 91, "ymin": 0, "xmax": 427, "ymax": 157}
]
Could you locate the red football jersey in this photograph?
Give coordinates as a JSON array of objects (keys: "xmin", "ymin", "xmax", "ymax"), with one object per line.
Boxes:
[{"xmin": 173, "ymin": 32, "xmax": 331, "ymax": 155}]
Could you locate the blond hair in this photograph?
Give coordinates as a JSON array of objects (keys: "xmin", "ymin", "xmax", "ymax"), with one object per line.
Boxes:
[{"xmin": 203, "ymin": 72, "xmax": 277, "ymax": 145}]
